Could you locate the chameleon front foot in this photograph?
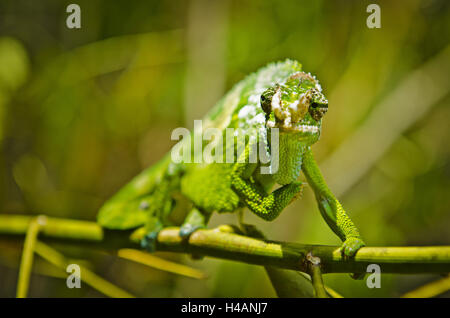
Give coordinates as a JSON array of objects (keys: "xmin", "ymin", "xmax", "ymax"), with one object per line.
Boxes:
[
  {"xmin": 339, "ymin": 237, "xmax": 366, "ymax": 280},
  {"xmin": 179, "ymin": 207, "xmax": 209, "ymax": 239},
  {"xmin": 179, "ymin": 223, "xmax": 205, "ymax": 238},
  {"xmin": 340, "ymin": 237, "xmax": 365, "ymax": 259},
  {"xmin": 179, "ymin": 208, "xmax": 212, "ymax": 260},
  {"xmin": 179, "ymin": 223, "xmax": 206, "ymax": 260}
]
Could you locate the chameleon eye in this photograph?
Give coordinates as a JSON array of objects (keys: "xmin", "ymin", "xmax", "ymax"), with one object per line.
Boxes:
[
  {"xmin": 309, "ymin": 103, "xmax": 328, "ymax": 121},
  {"xmin": 139, "ymin": 201, "xmax": 150, "ymax": 210},
  {"xmin": 260, "ymin": 94, "xmax": 272, "ymax": 115}
]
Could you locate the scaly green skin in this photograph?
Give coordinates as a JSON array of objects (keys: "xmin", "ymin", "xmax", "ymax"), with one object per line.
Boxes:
[{"xmin": 97, "ymin": 60, "xmax": 365, "ymax": 258}]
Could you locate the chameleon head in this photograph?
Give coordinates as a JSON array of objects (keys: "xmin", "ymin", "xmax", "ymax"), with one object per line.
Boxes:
[{"xmin": 261, "ymin": 72, "xmax": 328, "ymax": 146}]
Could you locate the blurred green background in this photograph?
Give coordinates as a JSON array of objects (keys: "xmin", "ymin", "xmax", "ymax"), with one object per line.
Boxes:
[{"xmin": 0, "ymin": 0, "xmax": 449, "ymax": 297}]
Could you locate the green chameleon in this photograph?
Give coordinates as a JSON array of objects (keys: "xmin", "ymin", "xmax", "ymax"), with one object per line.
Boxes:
[{"xmin": 97, "ymin": 59, "xmax": 365, "ymax": 258}]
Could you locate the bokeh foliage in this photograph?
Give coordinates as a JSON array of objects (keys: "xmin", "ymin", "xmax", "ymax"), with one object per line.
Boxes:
[{"xmin": 0, "ymin": 0, "xmax": 449, "ymax": 297}]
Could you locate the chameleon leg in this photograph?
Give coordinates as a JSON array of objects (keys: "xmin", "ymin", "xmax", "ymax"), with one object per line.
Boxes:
[
  {"xmin": 141, "ymin": 187, "xmax": 176, "ymax": 252},
  {"xmin": 179, "ymin": 207, "xmax": 211, "ymax": 238},
  {"xmin": 301, "ymin": 147, "xmax": 365, "ymax": 258},
  {"xmin": 141, "ymin": 216, "xmax": 164, "ymax": 252},
  {"xmin": 231, "ymin": 143, "xmax": 303, "ymax": 221}
]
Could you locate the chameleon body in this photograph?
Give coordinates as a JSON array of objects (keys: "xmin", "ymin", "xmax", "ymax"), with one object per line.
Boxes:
[{"xmin": 97, "ymin": 60, "xmax": 365, "ymax": 257}]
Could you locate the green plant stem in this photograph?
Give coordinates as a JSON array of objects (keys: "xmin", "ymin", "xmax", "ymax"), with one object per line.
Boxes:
[
  {"xmin": 0, "ymin": 214, "xmax": 103, "ymax": 241},
  {"xmin": 305, "ymin": 252, "xmax": 328, "ymax": 298},
  {"xmin": 153, "ymin": 227, "xmax": 450, "ymax": 274},
  {"xmin": 1, "ymin": 215, "xmax": 450, "ymax": 274}
]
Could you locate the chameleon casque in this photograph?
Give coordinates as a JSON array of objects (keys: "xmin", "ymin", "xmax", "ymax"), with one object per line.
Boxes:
[{"xmin": 97, "ymin": 59, "xmax": 365, "ymax": 258}]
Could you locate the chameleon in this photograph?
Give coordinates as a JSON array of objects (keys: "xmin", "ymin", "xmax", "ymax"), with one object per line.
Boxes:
[{"xmin": 97, "ymin": 59, "xmax": 365, "ymax": 258}]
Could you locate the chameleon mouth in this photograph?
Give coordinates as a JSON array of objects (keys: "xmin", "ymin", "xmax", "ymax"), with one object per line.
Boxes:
[
  {"xmin": 266, "ymin": 120, "xmax": 319, "ymax": 134},
  {"xmin": 278, "ymin": 124, "xmax": 319, "ymax": 134},
  {"xmin": 292, "ymin": 124, "xmax": 319, "ymax": 133}
]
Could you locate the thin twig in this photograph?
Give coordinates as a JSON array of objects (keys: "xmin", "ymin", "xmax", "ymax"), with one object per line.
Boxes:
[
  {"xmin": 34, "ymin": 241, "xmax": 134, "ymax": 298},
  {"xmin": 307, "ymin": 253, "xmax": 328, "ymax": 298},
  {"xmin": 402, "ymin": 275, "xmax": 450, "ymax": 298},
  {"xmin": 118, "ymin": 248, "xmax": 207, "ymax": 279},
  {"xmin": 16, "ymin": 215, "xmax": 47, "ymax": 298},
  {"xmin": 325, "ymin": 286, "xmax": 343, "ymax": 298}
]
